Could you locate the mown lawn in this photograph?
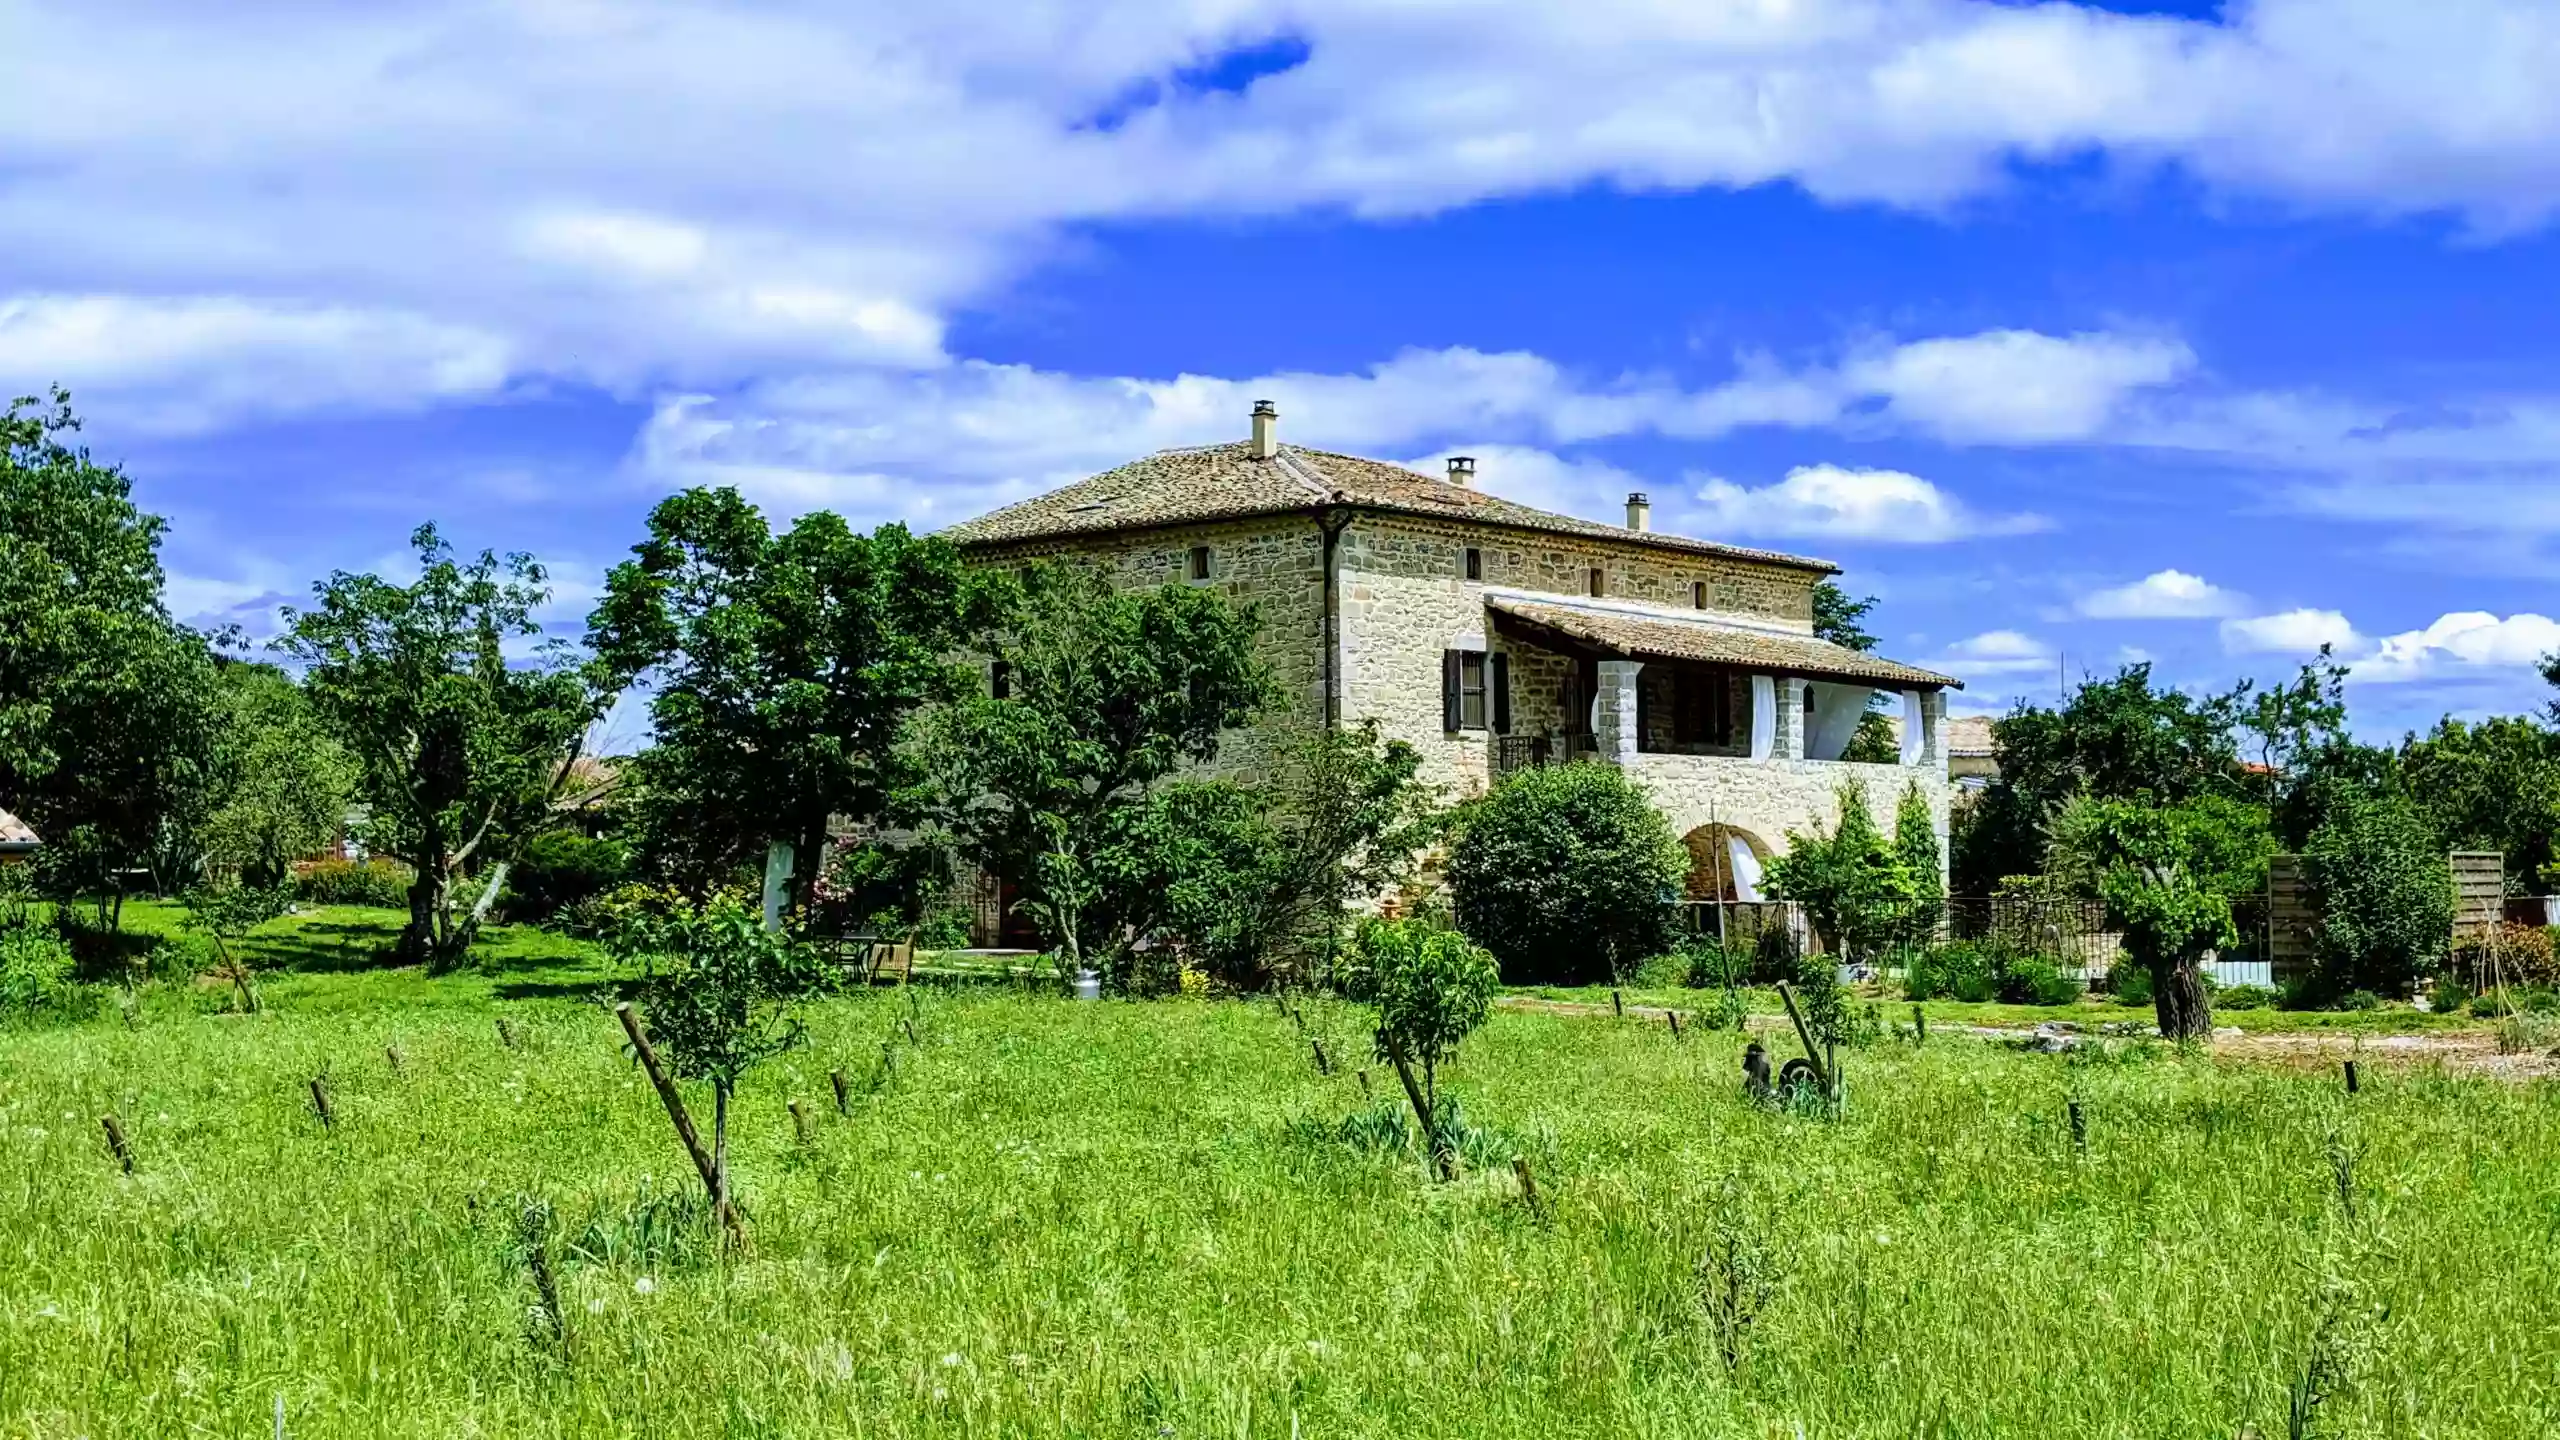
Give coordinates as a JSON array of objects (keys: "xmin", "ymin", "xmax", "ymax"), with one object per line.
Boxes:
[
  {"xmin": 4, "ymin": 910, "xmax": 2557, "ymax": 1437},
  {"xmin": 1515, "ymin": 980, "xmax": 2494, "ymax": 1036}
]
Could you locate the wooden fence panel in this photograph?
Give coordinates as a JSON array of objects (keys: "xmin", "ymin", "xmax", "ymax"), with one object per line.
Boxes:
[
  {"xmin": 2452, "ymin": 852, "xmax": 2504, "ymax": 936},
  {"xmin": 2266, "ymin": 855, "xmax": 2317, "ymax": 984}
]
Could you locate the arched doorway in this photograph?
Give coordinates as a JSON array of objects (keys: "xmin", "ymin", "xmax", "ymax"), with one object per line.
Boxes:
[{"xmin": 1682, "ymin": 823, "xmax": 1774, "ymax": 903}]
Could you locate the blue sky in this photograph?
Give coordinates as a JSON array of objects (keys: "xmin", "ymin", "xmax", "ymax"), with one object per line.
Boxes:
[{"xmin": 6, "ymin": 0, "xmax": 2560, "ymax": 737}]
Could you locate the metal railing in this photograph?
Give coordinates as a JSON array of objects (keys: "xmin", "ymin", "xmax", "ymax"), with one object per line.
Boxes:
[
  {"xmin": 1677, "ymin": 894, "xmax": 2277, "ymax": 987},
  {"xmin": 1494, "ymin": 732, "xmax": 1600, "ymax": 776}
]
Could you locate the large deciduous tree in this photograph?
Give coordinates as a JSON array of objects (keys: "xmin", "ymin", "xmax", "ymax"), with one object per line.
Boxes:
[
  {"xmin": 2398, "ymin": 715, "xmax": 2560, "ymax": 892},
  {"xmin": 278, "ymin": 525, "xmax": 602, "ymax": 969},
  {"xmin": 587, "ymin": 487, "xmax": 999, "ymax": 922},
  {"xmin": 0, "ymin": 390, "xmax": 221, "ymax": 927},
  {"xmin": 195, "ymin": 661, "xmax": 357, "ymax": 890},
  {"xmin": 908, "ymin": 562, "xmax": 1275, "ymax": 986}
]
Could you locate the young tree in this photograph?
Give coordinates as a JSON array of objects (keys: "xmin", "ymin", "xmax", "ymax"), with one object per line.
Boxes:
[
  {"xmin": 1763, "ymin": 784, "xmax": 1920, "ymax": 966},
  {"xmin": 1355, "ymin": 915, "xmax": 1498, "ymax": 1180},
  {"xmin": 182, "ymin": 880, "xmax": 293, "ymax": 1014},
  {"xmin": 2062, "ymin": 798, "xmax": 2270, "ymax": 1039},
  {"xmin": 278, "ymin": 526, "xmax": 604, "ymax": 970},
  {"xmin": 588, "ymin": 487, "xmax": 1000, "ymax": 923},
  {"xmin": 2301, "ymin": 790, "xmax": 2454, "ymax": 1000},
  {"xmin": 1, "ymin": 390, "xmax": 223, "ymax": 928},
  {"xmin": 1246, "ymin": 721, "xmax": 1441, "ymax": 988},
  {"xmin": 611, "ymin": 896, "xmax": 829, "ymax": 1237},
  {"xmin": 1446, "ymin": 761, "xmax": 1686, "ymax": 985},
  {"xmin": 908, "ymin": 563, "xmax": 1275, "ymax": 986}
]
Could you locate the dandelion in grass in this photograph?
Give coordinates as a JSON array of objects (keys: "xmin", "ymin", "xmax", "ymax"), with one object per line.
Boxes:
[
  {"xmin": 633, "ymin": 1276, "xmax": 656, "ymax": 1296},
  {"xmin": 941, "ymin": 1352, "xmax": 962, "ymax": 1368}
]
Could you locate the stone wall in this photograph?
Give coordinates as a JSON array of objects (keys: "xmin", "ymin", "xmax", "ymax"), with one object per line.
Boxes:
[{"xmin": 1626, "ymin": 752, "xmax": 1953, "ymax": 889}]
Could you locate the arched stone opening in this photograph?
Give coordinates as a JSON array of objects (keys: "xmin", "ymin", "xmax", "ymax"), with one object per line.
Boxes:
[{"xmin": 1682, "ymin": 823, "xmax": 1775, "ymax": 903}]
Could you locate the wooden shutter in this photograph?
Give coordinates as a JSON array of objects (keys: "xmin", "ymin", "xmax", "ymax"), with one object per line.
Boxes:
[
  {"xmin": 1491, "ymin": 653, "xmax": 1511, "ymax": 734},
  {"xmin": 1442, "ymin": 650, "xmax": 1463, "ymax": 732}
]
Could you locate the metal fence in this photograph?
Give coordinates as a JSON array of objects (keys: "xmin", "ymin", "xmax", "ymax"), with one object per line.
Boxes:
[
  {"xmin": 1493, "ymin": 732, "xmax": 1600, "ymax": 776},
  {"xmin": 1679, "ymin": 894, "xmax": 2277, "ymax": 988}
]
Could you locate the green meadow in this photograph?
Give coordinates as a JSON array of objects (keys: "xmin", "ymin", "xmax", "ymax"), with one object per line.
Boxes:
[{"xmin": 4, "ymin": 908, "xmax": 2557, "ymax": 1438}]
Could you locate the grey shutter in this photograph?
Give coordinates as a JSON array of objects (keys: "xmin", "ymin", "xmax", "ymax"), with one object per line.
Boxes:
[
  {"xmin": 1491, "ymin": 652, "xmax": 1511, "ymax": 734},
  {"xmin": 1442, "ymin": 650, "xmax": 1463, "ymax": 732}
]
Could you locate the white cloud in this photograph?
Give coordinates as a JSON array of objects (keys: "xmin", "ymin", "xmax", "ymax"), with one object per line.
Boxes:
[
  {"xmin": 1686, "ymin": 464, "xmax": 2044, "ymax": 543},
  {"xmin": 2353, "ymin": 612, "xmax": 2560, "ymax": 684},
  {"xmin": 2220, "ymin": 608, "xmax": 2365, "ymax": 656},
  {"xmin": 1932, "ymin": 629, "xmax": 2058, "ymax": 676},
  {"xmin": 2077, "ymin": 568, "xmax": 2246, "ymax": 619},
  {"xmin": 6, "ymin": 1, "xmax": 2560, "ymax": 428}
]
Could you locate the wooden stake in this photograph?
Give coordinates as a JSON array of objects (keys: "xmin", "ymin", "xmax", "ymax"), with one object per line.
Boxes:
[
  {"xmin": 1356, "ymin": 1068, "xmax": 1371, "ymax": 1097},
  {"xmin": 496, "ymin": 1016, "xmax": 517, "ymax": 1050},
  {"xmin": 901, "ymin": 1016, "xmax": 919, "ymax": 1046},
  {"xmin": 1775, "ymin": 982, "xmax": 1831, "ymax": 1096},
  {"xmin": 2342, "ymin": 1060, "xmax": 2360, "ymax": 1095},
  {"xmin": 101, "ymin": 1114, "xmax": 133, "ymax": 1173},
  {"xmin": 1385, "ymin": 1043, "xmax": 1455, "ymax": 1182},
  {"xmin": 615, "ymin": 1003, "xmax": 721, "ymax": 1207},
  {"xmin": 1310, "ymin": 1035, "xmax": 1331, "ymax": 1075},
  {"xmin": 2068, "ymin": 1098, "xmax": 2088, "ymax": 1155},
  {"xmin": 1511, "ymin": 1155, "xmax": 1541, "ymax": 1213},
  {"xmin": 385, "ymin": 1043, "xmax": 404, "ymax": 1074},
  {"xmin": 1667, "ymin": 1010, "xmax": 1682, "ymax": 1040},
  {"xmin": 1912, "ymin": 1005, "xmax": 1927, "ymax": 1045},
  {"xmin": 308, "ymin": 1077, "xmax": 334, "ymax": 1131},
  {"xmin": 830, "ymin": 1068, "xmax": 850, "ymax": 1115},
  {"xmin": 788, "ymin": 1100, "xmax": 812, "ymax": 1146},
  {"xmin": 1612, "ymin": 989, "xmax": 1624, "ymax": 1018}
]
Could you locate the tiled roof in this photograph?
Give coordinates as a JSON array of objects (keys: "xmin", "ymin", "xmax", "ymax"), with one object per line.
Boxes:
[
  {"xmin": 941, "ymin": 441, "xmax": 1838, "ymax": 572},
  {"xmin": 0, "ymin": 808, "xmax": 38, "ymax": 848},
  {"xmin": 1487, "ymin": 596, "xmax": 1962, "ymax": 689}
]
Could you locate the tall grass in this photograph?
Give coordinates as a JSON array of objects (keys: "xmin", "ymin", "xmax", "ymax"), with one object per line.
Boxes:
[{"xmin": 3, "ymin": 975, "xmax": 2556, "ymax": 1436}]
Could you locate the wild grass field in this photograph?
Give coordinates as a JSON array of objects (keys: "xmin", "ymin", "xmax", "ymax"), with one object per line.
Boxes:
[{"xmin": 4, "ymin": 909, "xmax": 2558, "ymax": 1438}]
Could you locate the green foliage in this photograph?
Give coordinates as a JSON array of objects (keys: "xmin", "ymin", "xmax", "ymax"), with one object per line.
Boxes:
[
  {"xmin": 1678, "ymin": 935, "xmax": 1742, "ymax": 989},
  {"xmin": 610, "ymin": 896, "xmax": 831, "ymax": 1090},
  {"xmin": 194, "ymin": 662, "xmax": 356, "ymax": 890},
  {"xmin": 2399, "ymin": 714, "xmax": 2560, "ymax": 891},
  {"xmin": 589, "ymin": 487, "xmax": 1000, "ymax": 906},
  {"xmin": 910, "ymin": 563, "xmax": 1276, "ymax": 982},
  {"xmin": 1841, "ymin": 710, "xmax": 1899, "ymax": 764},
  {"xmin": 1446, "ymin": 760, "xmax": 1684, "ymax": 985},
  {"xmin": 1254, "ymin": 720, "xmax": 1443, "ymax": 988},
  {"xmin": 296, "ymin": 857, "xmax": 417, "ymax": 909},
  {"xmin": 2046, "ymin": 790, "xmax": 2274, "ymax": 900},
  {"xmin": 1905, "ymin": 942, "xmax": 1997, "ymax": 1003},
  {"xmin": 1762, "ymin": 785, "xmax": 1920, "ymax": 965},
  {"xmin": 1811, "ymin": 582, "xmax": 1879, "ymax": 653},
  {"xmin": 2216, "ymin": 984, "xmax": 2276, "ymax": 1011},
  {"xmin": 2301, "ymin": 790, "xmax": 2453, "ymax": 1000},
  {"xmin": 0, "ymin": 927, "xmax": 87, "ymax": 1026},
  {"xmin": 2067, "ymin": 798, "xmax": 2246, "ymax": 1037},
  {"xmin": 278, "ymin": 524, "xmax": 604, "ymax": 969},
  {"xmin": 2, "ymin": 391, "xmax": 223, "ymax": 917},
  {"xmin": 1091, "ymin": 779, "xmax": 1284, "ymax": 994},
  {"xmin": 1894, "ymin": 781, "xmax": 1942, "ymax": 901},
  {"xmin": 1354, "ymin": 915, "xmax": 1498, "ymax": 1108},
  {"xmin": 1954, "ymin": 664, "xmax": 2244, "ymax": 892},
  {"xmin": 1785, "ymin": 939, "xmax": 1865, "ymax": 1048},
  {"xmin": 814, "ymin": 838, "xmax": 959, "ymax": 940},
  {"xmin": 509, "ymin": 832, "xmax": 633, "ymax": 923}
]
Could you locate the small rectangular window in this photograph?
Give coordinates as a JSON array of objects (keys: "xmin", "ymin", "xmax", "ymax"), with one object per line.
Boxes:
[
  {"xmin": 1464, "ymin": 547, "xmax": 1482, "ymax": 581},
  {"xmin": 1442, "ymin": 649, "xmax": 1490, "ymax": 731},
  {"xmin": 1188, "ymin": 545, "xmax": 1212, "ymax": 581},
  {"xmin": 1692, "ymin": 580, "xmax": 1708, "ymax": 609},
  {"xmin": 1587, "ymin": 566, "xmax": 1605, "ymax": 597}
]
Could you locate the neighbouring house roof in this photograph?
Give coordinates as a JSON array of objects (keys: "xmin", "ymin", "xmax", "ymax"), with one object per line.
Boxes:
[
  {"xmin": 1884, "ymin": 713, "xmax": 1999, "ymax": 757},
  {"xmin": 941, "ymin": 441, "xmax": 1840, "ymax": 573},
  {"xmin": 0, "ymin": 807, "xmax": 38, "ymax": 853},
  {"xmin": 1487, "ymin": 595, "xmax": 1963, "ymax": 690}
]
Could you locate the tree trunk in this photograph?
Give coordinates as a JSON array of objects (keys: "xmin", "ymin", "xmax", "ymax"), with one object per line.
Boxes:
[
  {"xmin": 760, "ymin": 841, "xmax": 794, "ymax": 933},
  {"xmin": 400, "ymin": 868, "xmax": 439, "ymax": 966},
  {"xmin": 712, "ymin": 1080, "xmax": 733, "ymax": 1239},
  {"xmin": 2153, "ymin": 953, "xmax": 2214, "ymax": 1040}
]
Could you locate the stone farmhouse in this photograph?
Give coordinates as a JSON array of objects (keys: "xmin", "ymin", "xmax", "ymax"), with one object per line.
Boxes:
[{"xmin": 942, "ymin": 401, "xmax": 1960, "ymax": 908}]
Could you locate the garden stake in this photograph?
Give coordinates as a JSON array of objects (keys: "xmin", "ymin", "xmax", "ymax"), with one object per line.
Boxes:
[
  {"xmin": 1668, "ymin": 1010, "xmax": 1682, "ymax": 1040},
  {"xmin": 788, "ymin": 1100, "xmax": 812, "ymax": 1146},
  {"xmin": 614, "ymin": 1004, "xmax": 725, "ymax": 1224},
  {"xmin": 2068, "ymin": 1098, "xmax": 2088, "ymax": 1156},
  {"xmin": 830, "ymin": 1068, "xmax": 851, "ymax": 1115},
  {"xmin": 385, "ymin": 1043, "xmax": 404, "ymax": 1074},
  {"xmin": 1385, "ymin": 1043, "xmax": 1456, "ymax": 1182},
  {"xmin": 1310, "ymin": 1036, "xmax": 1331, "ymax": 1075},
  {"xmin": 1511, "ymin": 1156, "xmax": 1542, "ymax": 1214},
  {"xmin": 902, "ymin": 1016, "xmax": 919, "ymax": 1046},
  {"xmin": 2343, "ymin": 1060, "xmax": 2360, "ymax": 1095},
  {"xmin": 308, "ymin": 1076, "xmax": 334, "ymax": 1131},
  {"xmin": 496, "ymin": 1017, "xmax": 517, "ymax": 1050},
  {"xmin": 101, "ymin": 1114, "xmax": 133, "ymax": 1173},
  {"xmin": 1912, "ymin": 1006, "xmax": 1926, "ymax": 1045},
  {"xmin": 1612, "ymin": 989, "xmax": 1623, "ymax": 1018},
  {"xmin": 1356, "ymin": 1068, "xmax": 1371, "ymax": 1097}
]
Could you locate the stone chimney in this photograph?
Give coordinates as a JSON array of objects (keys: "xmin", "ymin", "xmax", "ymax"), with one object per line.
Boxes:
[
  {"xmin": 1446, "ymin": 455, "xmax": 1476, "ymax": 487},
  {"xmin": 1625, "ymin": 492, "xmax": 1650, "ymax": 532},
  {"xmin": 1250, "ymin": 399, "xmax": 1279, "ymax": 459}
]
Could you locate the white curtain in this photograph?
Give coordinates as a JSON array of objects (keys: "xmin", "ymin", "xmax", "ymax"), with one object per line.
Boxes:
[{"xmin": 1726, "ymin": 836, "xmax": 1764, "ymax": 902}]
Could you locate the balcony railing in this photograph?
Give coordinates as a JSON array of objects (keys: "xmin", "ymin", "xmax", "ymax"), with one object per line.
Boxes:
[{"xmin": 1494, "ymin": 732, "xmax": 1599, "ymax": 776}]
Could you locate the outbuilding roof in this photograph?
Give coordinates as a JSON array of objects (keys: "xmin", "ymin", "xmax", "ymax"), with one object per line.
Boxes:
[
  {"xmin": 941, "ymin": 440, "xmax": 1839, "ymax": 573},
  {"xmin": 0, "ymin": 808, "xmax": 39, "ymax": 852},
  {"xmin": 1486, "ymin": 595, "xmax": 1963, "ymax": 690}
]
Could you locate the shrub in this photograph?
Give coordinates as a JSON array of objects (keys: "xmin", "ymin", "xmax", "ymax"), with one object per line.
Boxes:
[
  {"xmin": 1356, "ymin": 916, "xmax": 1499, "ymax": 1101},
  {"xmin": 1996, "ymin": 951, "xmax": 2080, "ymax": 1007},
  {"xmin": 1679, "ymin": 936, "xmax": 1741, "ymax": 990},
  {"xmin": 2216, "ymin": 984, "xmax": 2276, "ymax": 1011},
  {"xmin": 1906, "ymin": 942, "xmax": 1997, "ymax": 1004},
  {"xmin": 2451, "ymin": 923, "xmax": 2558, "ymax": 988},
  {"xmin": 2107, "ymin": 963, "xmax": 2153, "ymax": 1007},
  {"xmin": 1762, "ymin": 785, "xmax": 1921, "ymax": 966},
  {"xmin": 0, "ymin": 928, "xmax": 90, "ymax": 1026},
  {"xmin": 2301, "ymin": 792, "xmax": 2452, "ymax": 999},
  {"xmin": 1447, "ymin": 762, "xmax": 1685, "ymax": 986},
  {"xmin": 510, "ymin": 832, "xmax": 631, "ymax": 923},
  {"xmin": 298, "ymin": 857, "xmax": 416, "ymax": 909},
  {"xmin": 2426, "ymin": 973, "xmax": 2472, "ymax": 1016}
]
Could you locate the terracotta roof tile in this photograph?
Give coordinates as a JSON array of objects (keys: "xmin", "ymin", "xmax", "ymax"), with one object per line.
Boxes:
[
  {"xmin": 942, "ymin": 441, "xmax": 1838, "ymax": 572},
  {"xmin": 1488, "ymin": 596, "xmax": 1962, "ymax": 689}
]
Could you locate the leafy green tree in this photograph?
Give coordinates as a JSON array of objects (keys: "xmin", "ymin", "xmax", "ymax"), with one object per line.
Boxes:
[
  {"xmin": 589, "ymin": 487, "xmax": 1001, "ymax": 922},
  {"xmin": 2301, "ymin": 790, "xmax": 2453, "ymax": 1000},
  {"xmin": 1446, "ymin": 761, "xmax": 1685, "ymax": 985},
  {"xmin": 1763, "ymin": 784, "xmax": 1921, "ymax": 966},
  {"xmin": 910, "ymin": 563, "xmax": 1275, "ymax": 985},
  {"xmin": 1954, "ymin": 664, "xmax": 2243, "ymax": 892},
  {"xmin": 1354, "ymin": 915, "xmax": 1498, "ymax": 1179},
  {"xmin": 1087, "ymin": 778, "xmax": 1282, "ymax": 993},
  {"xmin": 1, "ymin": 390, "xmax": 223, "ymax": 928},
  {"xmin": 1250, "ymin": 721, "xmax": 1442, "ymax": 988},
  {"xmin": 181, "ymin": 880, "xmax": 293, "ymax": 1014},
  {"xmin": 278, "ymin": 525, "xmax": 604, "ymax": 970},
  {"xmin": 1812, "ymin": 582, "xmax": 1878, "ymax": 652},
  {"xmin": 611, "ymin": 895, "xmax": 829, "ymax": 1235},
  {"xmin": 2398, "ymin": 715, "xmax": 2560, "ymax": 892},
  {"xmin": 1894, "ymin": 780, "xmax": 1942, "ymax": 901},
  {"xmin": 2062, "ymin": 798, "xmax": 2255, "ymax": 1039},
  {"xmin": 195, "ymin": 662, "xmax": 356, "ymax": 890}
]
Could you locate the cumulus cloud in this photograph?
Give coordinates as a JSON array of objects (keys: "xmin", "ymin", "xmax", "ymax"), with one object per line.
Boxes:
[
  {"xmin": 2220, "ymin": 608, "xmax": 2365, "ymax": 656},
  {"xmin": 6, "ymin": 0, "xmax": 2560, "ymax": 427},
  {"xmin": 1931, "ymin": 629, "xmax": 2058, "ymax": 676},
  {"xmin": 1686, "ymin": 464, "xmax": 2045, "ymax": 543},
  {"xmin": 2353, "ymin": 612, "xmax": 2560, "ymax": 684},
  {"xmin": 2077, "ymin": 568, "xmax": 2246, "ymax": 619}
]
